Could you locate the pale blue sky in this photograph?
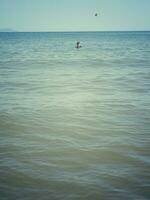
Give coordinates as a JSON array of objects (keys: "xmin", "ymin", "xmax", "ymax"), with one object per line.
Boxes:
[{"xmin": 0, "ymin": 0, "xmax": 150, "ymax": 31}]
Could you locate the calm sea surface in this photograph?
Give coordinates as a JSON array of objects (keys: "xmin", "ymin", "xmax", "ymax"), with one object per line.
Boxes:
[{"xmin": 0, "ymin": 32, "xmax": 150, "ymax": 200}]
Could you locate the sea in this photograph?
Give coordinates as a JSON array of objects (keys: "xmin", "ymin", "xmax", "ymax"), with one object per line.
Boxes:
[{"xmin": 0, "ymin": 31, "xmax": 150, "ymax": 200}]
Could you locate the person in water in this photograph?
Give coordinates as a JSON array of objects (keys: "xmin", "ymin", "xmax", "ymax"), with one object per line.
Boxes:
[{"xmin": 76, "ymin": 41, "xmax": 82, "ymax": 48}]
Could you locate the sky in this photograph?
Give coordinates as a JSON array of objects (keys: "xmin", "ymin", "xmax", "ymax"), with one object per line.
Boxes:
[{"xmin": 0, "ymin": 0, "xmax": 150, "ymax": 31}]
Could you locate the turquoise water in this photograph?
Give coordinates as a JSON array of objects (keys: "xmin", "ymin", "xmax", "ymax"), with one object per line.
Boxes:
[{"xmin": 0, "ymin": 32, "xmax": 150, "ymax": 200}]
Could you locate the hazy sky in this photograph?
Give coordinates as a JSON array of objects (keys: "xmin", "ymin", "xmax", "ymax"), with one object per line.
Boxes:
[{"xmin": 0, "ymin": 0, "xmax": 150, "ymax": 31}]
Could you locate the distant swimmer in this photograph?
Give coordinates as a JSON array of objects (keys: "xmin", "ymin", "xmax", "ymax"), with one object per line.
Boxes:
[
  {"xmin": 75, "ymin": 41, "xmax": 82, "ymax": 48},
  {"xmin": 94, "ymin": 13, "xmax": 98, "ymax": 16}
]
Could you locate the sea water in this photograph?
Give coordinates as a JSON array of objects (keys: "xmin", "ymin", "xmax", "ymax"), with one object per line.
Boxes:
[{"xmin": 0, "ymin": 32, "xmax": 150, "ymax": 200}]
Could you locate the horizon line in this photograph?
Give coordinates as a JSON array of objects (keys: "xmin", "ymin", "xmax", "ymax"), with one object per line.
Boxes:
[{"xmin": 0, "ymin": 30, "xmax": 150, "ymax": 33}]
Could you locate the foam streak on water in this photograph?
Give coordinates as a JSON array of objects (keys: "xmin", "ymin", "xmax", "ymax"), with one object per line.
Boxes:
[{"xmin": 0, "ymin": 32, "xmax": 150, "ymax": 200}]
